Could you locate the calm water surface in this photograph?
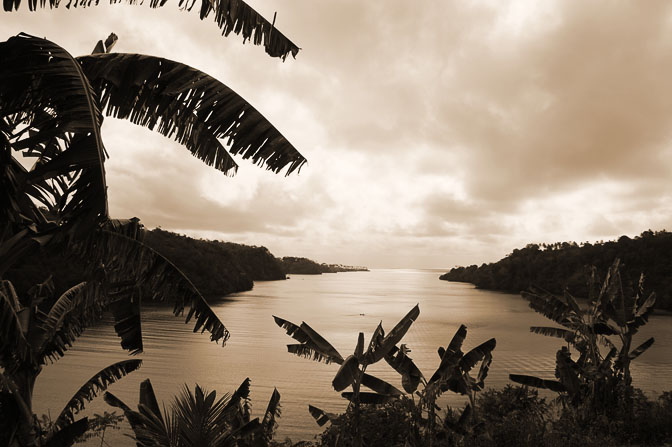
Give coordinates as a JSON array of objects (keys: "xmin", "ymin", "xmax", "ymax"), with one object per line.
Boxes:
[{"xmin": 34, "ymin": 269, "xmax": 672, "ymax": 443}]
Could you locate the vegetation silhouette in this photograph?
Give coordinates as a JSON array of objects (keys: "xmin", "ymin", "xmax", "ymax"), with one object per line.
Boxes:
[
  {"xmin": 441, "ymin": 230, "xmax": 672, "ymax": 310},
  {"xmin": 105, "ymin": 378, "xmax": 281, "ymax": 446},
  {"xmin": 275, "ymin": 306, "xmax": 497, "ymax": 447},
  {"xmin": 0, "ymin": 1, "xmax": 302, "ymax": 442}
]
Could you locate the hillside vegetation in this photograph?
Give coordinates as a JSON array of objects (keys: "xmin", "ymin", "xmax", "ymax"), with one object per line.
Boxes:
[
  {"xmin": 441, "ymin": 230, "xmax": 672, "ymax": 310},
  {"xmin": 279, "ymin": 256, "xmax": 369, "ymax": 274}
]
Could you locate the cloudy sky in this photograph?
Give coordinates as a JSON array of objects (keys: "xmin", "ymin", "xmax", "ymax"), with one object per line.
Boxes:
[{"xmin": 4, "ymin": 1, "xmax": 672, "ymax": 268}]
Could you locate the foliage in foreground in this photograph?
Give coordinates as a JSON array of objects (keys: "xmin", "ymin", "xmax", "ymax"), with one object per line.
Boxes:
[
  {"xmin": 106, "ymin": 378, "xmax": 281, "ymax": 447},
  {"xmin": 312, "ymin": 385, "xmax": 672, "ymax": 447}
]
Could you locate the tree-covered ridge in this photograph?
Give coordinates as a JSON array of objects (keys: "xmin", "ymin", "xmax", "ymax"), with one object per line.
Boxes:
[
  {"xmin": 279, "ymin": 256, "xmax": 369, "ymax": 275},
  {"xmin": 139, "ymin": 229, "xmax": 287, "ymax": 296},
  {"xmin": 440, "ymin": 230, "xmax": 672, "ymax": 311}
]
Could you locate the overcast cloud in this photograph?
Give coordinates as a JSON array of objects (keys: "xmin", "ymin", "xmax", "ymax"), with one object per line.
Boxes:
[{"xmin": 4, "ymin": 0, "xmax": 672, "ymax": 268}]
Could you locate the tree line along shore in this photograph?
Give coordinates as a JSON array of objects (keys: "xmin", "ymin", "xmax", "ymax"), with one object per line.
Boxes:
[
  {"xmin": 441, "ymin": 229, "xmax": 672, "ymax": 311},
  {"xmin": 5, "ymin": 227, "xmax": 368, "ymax": 299}
]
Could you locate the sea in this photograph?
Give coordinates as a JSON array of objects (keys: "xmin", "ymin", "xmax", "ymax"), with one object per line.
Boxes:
[{"xmin": 33, "ymin": 269, "xmax": 672, "ymax": 444}]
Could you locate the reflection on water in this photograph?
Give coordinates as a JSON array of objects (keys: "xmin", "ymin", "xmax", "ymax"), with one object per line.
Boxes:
[{"xmin": 34, "ymin": 269, "xmax": 672, "ymax": 443}]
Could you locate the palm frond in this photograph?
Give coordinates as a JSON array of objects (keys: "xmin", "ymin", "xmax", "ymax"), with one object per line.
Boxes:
[
  {"xmin": 53, "ymin": 359, "xmax": 142, "ymax": 430},
  {"xmin": 39, "ymin": 281, "xmax": 108, "ymax": 364},
  {"xmin": 73, "ymin": 228, "xmax": 230, "ymax": 349},
  {"xmin": 0, "ymin": 34, "xmax": 108, "ymax": 235},
  {"xmin": 4, "ymin": 0, "xmax": 299, "ymax": 60},
  {"xmin": 286, "ymin": 343, "xmax": 338, "ymax": 364},
  {"xmin": 78, "ymin": 53, "xmax": 306, "ymax": 176}
]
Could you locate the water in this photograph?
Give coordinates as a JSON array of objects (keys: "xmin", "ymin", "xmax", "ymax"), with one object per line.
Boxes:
[{"xmin": 33, "ymin": 269, "xmax": 672, "ymax": 444}]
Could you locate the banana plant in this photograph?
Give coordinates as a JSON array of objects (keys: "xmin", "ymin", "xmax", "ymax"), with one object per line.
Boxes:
[
  {"xmin": 510, "ymin": 258, "xmax": 655, "ymax": 408},
  {"xmin": 407, "ymin": 325, "xmax": 495, "ymax": 446},
  {"xmin": 0, "ymin": 278, "xmax": 142, "ymax": 447},
  {"xmin": 1, "ymin": 18, "xmax": 304, "ymax": 445},
  {"xmin": 274, "ymin": 305, "xmax": 419, "ymax": 445},
  {"xmin": 105, "ymin": 378, "xmax": 281, "ymax": 447}
]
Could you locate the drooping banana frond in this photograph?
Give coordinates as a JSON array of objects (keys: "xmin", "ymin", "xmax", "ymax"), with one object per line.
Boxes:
[
  {"xmin": 475, "ymin": 352, "xmax": 492, "ymax": 391},
  {"xmin": 332, "ymin": 355, "xmax": 359, "ymax": 392},
  {"xmin": 0, "ymin": 34, "xmax": 108, "ymax": 236},
  {"xmin": 384, "ymin": 345, "xmax": 423, "ymax": 394},
  {"xmin": 628, "ymin": 337, "xmax": 654, "ymax": 361},
  {"xmin": 459, "ymin": 338, "xmax": 496, "ymax": 373},
  {"xmin": 509, "ymin": 374, "xmax": 566, "ymax": 393},
  {"xmin": 39, "ymin": 280, "xmax": 108, "ymax": 364},
  {"xmin": 73, "ymin": 228, "xmax": 230, "ymax": 350},
  {"xmin": 78, "ymin": 53, "xmax": 306, "ymax": 176},
  {"xmin": 308, "ymin": 404, "xmax": 337, "ymax": 427},
  {"xmin": 529, "ymin": 326, "xmax": 575, "ymax": 342},
  {"xmin": 274, "ymin": 316, "xmax": 343, "ymax": 364},
  {"xmin": 4, "ymin": 0, "xmax": 299, "ymax": 60},
  {"xmin": 522, "ymin": 290, "xmax": 575, "ymax": 328},
  {"xmin": 629, "ymin": 292, "xmax": 656, "ymax": 331},
  {"xmin": 361, "ymin": 373, "xmax": 403, "ymax": 396},
  {"xmin": 53, "ymin": 359, "xmax": 142, "ymax": 430},
  {"xmin": 0, "ymin": 283, "xmax": 31, "ymax": 368},
  {"xmin": 44, "ymin": 417, "xmax": 89, "ymax": 447}
]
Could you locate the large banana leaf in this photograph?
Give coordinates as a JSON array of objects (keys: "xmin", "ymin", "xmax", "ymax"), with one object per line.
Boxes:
[
  {"xmin": 459, "ymin": 338, "xmax": 496, "ymax": 373},
  {"xmin": 628, "ymin": 337, "xmax": 654, "ymax": 361},
  {"xmin": 332, "ymin": 355, "xmax": 359, "ymax": 392},
  {"xmin": 429, "ymin": 324, "xmax": 467, "ymax": 384},
  {"xmin": 361, "ymin": 373, "xmax": 403, "ymax": 396},
  {"xmin": 274, "ymin": 316, "xmax": 344, "ymax": 364},
  {"xmin": 37, "ymin": 281, "xmax": 109, "ymax": 363},
  {"xmin": 366, "ymin": 304, "xmax": 419, "ymax": 364},
  {"xmin": 384, "ymin": 345, "xmax": 423, "ymax": 394},
  {"xmin": 0, "ymin": 34, "xmax": 108, "ymax": 238},
  {"xmin": 308, "ymin": 404, "xmax": 337, "ymax": 427},
  {"xmin": 44, "ymin": 417, "xmax": 89, "ymax": 447},
  {"xmin": 53, "ymin": 358, "xmax": 142, "ymax": 430},
  {"xmin": 340, "ymin": 392, "xmax": 396, "ymax": 405},
  {"xmin": 74, "ymin": 228, "xmax": 231, "ymax": 350},
  {"xmin": 78, "ymin": 53, "xmax": 305, "ymax": 176},
  {"xmin": 261, "ymin": 388, "xmax": 281, "ymax": 440},
  {"xmin": 4, "ymin": 0, "xmax": 299, "ymax": 60},
  {"xmin": 509, "ymin": 374, "xmax": 566, "ymax": 393},
  {"xmin": 0, "ymin": 282, "xmax": 31, "ymax": 367},
  {"xmin": 529, "ymin": 326, "xmax": 576, "ymax": 342}
]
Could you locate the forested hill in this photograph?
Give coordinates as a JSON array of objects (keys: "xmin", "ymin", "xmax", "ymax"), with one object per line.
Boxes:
[
  {"xmin": 440, "ymin": 230, "xmax": 672, "ymax": 311},
  {"xmin": 6, "ymin": 228, "xmax": 286, "ymax": 300},
  {"xmin": 143, "ymin": 229, "xmax": 286, "ymax": 296},
  {"xmin": 279, "ymin": 256, "xmax": 369, "ymax": 274}
]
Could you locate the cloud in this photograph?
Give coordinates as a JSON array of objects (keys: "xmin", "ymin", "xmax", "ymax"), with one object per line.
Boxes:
[{"xmin": 5, "ymin": 1, "xmax": 672, "ymax": 268}]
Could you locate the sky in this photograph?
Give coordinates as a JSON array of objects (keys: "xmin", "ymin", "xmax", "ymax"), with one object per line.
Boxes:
[{"xmin": 4, "ymin": 1, "xmax": 672, "ymax": 269}]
